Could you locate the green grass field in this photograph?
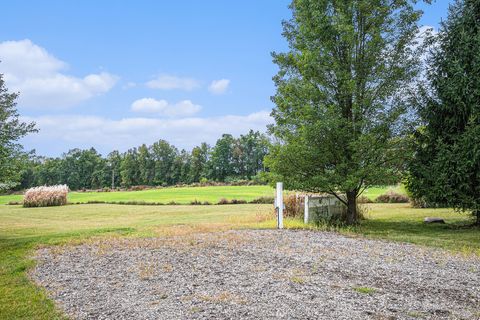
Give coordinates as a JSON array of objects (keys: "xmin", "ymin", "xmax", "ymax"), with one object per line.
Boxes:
[
  {"xmin": 0, "ymin": 185, "xmax": 275, "ymax": 205},
  {"xmin": 0, "ymin": 184, "xmax": 406, "ymax": 205}
]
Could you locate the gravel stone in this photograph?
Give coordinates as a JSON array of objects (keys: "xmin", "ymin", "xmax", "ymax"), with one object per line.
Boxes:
[{"xmin": 31, "ymin": 230, "xmax": 480, "ymax": 319}]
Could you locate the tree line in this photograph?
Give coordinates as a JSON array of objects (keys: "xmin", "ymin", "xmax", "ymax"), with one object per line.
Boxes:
[{"xmin": 16, "ymin": 130, "xmax": 270, "ymax": 190}]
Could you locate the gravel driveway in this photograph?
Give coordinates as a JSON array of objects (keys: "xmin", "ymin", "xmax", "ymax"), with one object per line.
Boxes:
[{"xmin": 32, "ymin": 230, "xmax": 480, "ymax": 319}]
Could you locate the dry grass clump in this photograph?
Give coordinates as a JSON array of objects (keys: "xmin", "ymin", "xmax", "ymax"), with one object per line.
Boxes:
[
  {"xmin": 357, "ymin": 195, "xmax": 373, "ymax": 204},
  {"xmin": 217, "ymin": 198, "xmax": 230, "ymax": 205},
  {"xmin": 284, "ymin": 194, "xmax": 304, "ymax": 218},
  {"xmin": 23, "ymin": 185, "xmax": 69, "ymax": 207},
  {"xmin": 375, "ymin": 191, "xmax": 409, "ymax": 203}
]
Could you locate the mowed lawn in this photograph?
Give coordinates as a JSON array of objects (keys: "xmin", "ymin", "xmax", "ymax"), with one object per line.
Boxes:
[
  {"xmin": 0, "ymin": 201, "xmax": 478, "ymax": 319},
  {"xmin": 0, "ymin": 184, "xmax": 406, "ymax": 205}
]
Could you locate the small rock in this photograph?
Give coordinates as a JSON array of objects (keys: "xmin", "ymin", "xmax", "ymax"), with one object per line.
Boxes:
[{"xmin": 424, "ymin": 217, "xmax": 446, "ymax": 224}]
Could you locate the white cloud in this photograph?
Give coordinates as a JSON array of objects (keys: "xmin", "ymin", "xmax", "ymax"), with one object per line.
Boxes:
[
  {"xmin": 208, "ymin": 79, "xmax": 230, "ymax": 95},
  {"xmin": 146, "ymin": 74, "xmax": 200, "ymax": 91},
  {"xmin": 0, "ymin": 39, "xmax": 118, "ymax": 108},
  {"xmin": 21, "ymin": 111, "xmax": 272, "ymax": 155},
  {"xmin": 131, "ymin": 98, "xmax": 201, "ymax": 117},
  {"xmin": 131, "ymin": 98, "xmax": 168, "ymax": 113}
]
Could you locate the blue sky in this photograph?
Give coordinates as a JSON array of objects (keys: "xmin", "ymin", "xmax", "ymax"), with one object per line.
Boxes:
[{"xmin": 0, "ymin": 0, "xmax": 452, "ymax": 156}]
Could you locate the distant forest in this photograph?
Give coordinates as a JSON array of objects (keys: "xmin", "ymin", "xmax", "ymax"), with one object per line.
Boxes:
[{"xmin": 18, "ymin": 130, "xmax": 270, "ymax": 190}]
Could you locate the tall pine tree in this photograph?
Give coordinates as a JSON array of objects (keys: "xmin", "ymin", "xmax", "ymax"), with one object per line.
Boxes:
[{"xmin": 407, "ymin": 0, "xmax": 480, "ymax": 225}]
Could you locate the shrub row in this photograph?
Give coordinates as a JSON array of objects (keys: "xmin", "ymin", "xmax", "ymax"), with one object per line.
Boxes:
[
  {"xmin": 357, "ymin": 191, "xmax": 410, "ymax": 204},
  {"xmin": 374, "ymin": 191, "xmax": 409, "ymax": 203},
  {"xmin": 69, "ymin": 196, "xmax": 276, "ymax": 206}
]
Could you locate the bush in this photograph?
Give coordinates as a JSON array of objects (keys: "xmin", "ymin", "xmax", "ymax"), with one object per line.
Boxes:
[
  {"xmin": 251, "ymin": 173, "xmax": 268, "ymax": 185},
  {"xmin": 23, "ymin": 185, "xmax": 69, "ymax": 207},
  {"xmin": 311, "ymin": 203, "xmax": 367, "ymax": 227},
  {"xmin": 375, "ymin": 191, "xmax": 409, "ymax": 203},
  {"xmin": 409, "ymin": 198, "xmax": 426, "ymax": 208},
  {"xmin": 217, "ymin": 198, "xmax": 231, "ymax": 205},
  {"xmin": 190, "ymin": 199, "xmax": 202, "ymax": 205},
  {"xmin": 284, "ymin": 194, "xmax": 304, "ymax": 218},
  {"xmin": 230, "ymin": 199, "xmax": 247, "ymax": 204}
]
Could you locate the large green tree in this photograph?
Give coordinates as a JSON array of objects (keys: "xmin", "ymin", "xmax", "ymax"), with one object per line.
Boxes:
[
  {"xmin": 120, "ymin": 148, "xmax": 140, "ymax": 187},
  {"xmin": 61, "ymin": 148, "xmax": 106, "ymax": 190},
  {"xmin": 209, "ymin": 134, "xmax": 235, "ymax": 181},
  {"xmin": 107, "ymin": 150, "xmax": 123, "ymax": 188},
  {"xmin": 151, "ymin": 140, "xmax": 178, "ymax": 186},
  {"xmin": 189, "ymin": 143, "xmax": 210, "ymax": 182},
  {"xmin": 239, "ymin": 130, "xmax": 270, "ymax": 179},
  {"xmin": 137, "ymin": 144, "xmax": 154, "ymax": 185},
  {"xmin": 0, "ymin": 73, "xmax": 37, "ymax": 189},
  {"xmin": 407, "ymin": 0, "xmax": 480, "ymax": 225},
  {"xmin": 266, "ymin": 0, "xmax": 424, "ymax": 224}
]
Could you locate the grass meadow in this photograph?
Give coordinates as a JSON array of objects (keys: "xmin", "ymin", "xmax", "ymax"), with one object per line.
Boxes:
[{"xmin": 0, "ymin": 185, "xmax": 478, "ymax": 319}]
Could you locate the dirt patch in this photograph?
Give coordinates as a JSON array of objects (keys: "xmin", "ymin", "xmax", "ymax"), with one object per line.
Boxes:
[{"xmin": 32, "ymin": 230, "xmax": 480, "ymax": 319}]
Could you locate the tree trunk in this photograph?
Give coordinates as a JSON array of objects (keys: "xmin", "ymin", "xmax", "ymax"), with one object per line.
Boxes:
[
  {"xmin": 475, "ymin": 210, "xmax": 480, "ymax": 226},
  {"xmin": 346, "ymin": 191, "xmax": 358, "ymax": 225}
]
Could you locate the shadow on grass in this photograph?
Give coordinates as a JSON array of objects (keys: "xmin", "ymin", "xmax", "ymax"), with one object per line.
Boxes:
[{"xmin": 355, "ymin": 218, "xmax": 480, "ymax": 254}]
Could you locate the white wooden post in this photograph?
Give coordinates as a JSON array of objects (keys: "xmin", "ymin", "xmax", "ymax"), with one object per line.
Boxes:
[
  {"xmin": 276, "ymin": 182, "xmax": 284, "ymax": 229},
  {"xmin": 304, "ymin": 195, "xmax": 309, "ymax": 224}
]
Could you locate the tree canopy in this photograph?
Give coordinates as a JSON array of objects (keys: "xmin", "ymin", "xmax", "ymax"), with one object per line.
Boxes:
[
  {"xmin": 266, "ymin": 0, "xmax": 424, "ymax": 224},
  {"xmin": 0, "ymin": 73, "xmax": 36, "ymax": 189},
  {"xmin": 406, "ymin": 0, "xmax": 480, "ymax": 225}
]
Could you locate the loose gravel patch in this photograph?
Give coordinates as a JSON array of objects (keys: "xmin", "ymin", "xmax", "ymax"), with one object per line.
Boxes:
[{"xmin": 32, "ymin": 230, "xmax": 480, "ymax": 319}]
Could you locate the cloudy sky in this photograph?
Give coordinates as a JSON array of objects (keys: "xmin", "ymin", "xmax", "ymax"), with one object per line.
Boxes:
[{"xmin": 0, "ymin": 0, "xmax": 451, "ymax": 156}]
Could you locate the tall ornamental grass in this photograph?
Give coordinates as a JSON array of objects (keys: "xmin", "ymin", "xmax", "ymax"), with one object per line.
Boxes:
[{"xmin": 23, "ymin": 185, "xmax": 69, "ymax": 207}]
